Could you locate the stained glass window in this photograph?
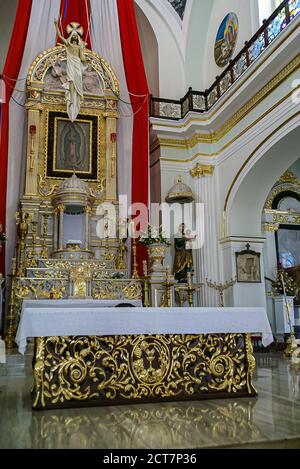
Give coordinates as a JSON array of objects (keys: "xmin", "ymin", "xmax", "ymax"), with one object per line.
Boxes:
[{"xmin": 167, "ymin": 0, "xmax": 187, "ymax": 19}]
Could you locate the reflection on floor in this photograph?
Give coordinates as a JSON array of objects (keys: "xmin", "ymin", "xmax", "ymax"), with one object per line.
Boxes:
[{"xmin": 0, "ymin": 352, "xmax": 300, "ymax": 449}]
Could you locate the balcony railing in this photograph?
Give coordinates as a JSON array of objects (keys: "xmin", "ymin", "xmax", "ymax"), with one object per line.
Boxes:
[{"xmin": 150, "ymin": 0, "xmax": 300, "ymax": 120}]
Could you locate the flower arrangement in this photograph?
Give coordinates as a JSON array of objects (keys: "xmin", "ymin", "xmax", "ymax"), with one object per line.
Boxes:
[
  {"xmin": 272, "ymin": 268, "xmax": 299, "ymax": 297},
  {"xmin": 139, "ymin": 224, "xmax": 170, "ymax": 246}
]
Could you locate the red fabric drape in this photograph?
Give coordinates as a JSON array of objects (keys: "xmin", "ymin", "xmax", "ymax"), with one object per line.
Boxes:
[
  {"xmin": 0, "ymin": 0, "xmax": 32, "ymax": 274},
  {"xmin": 58, "ymin": 0, "xmax": 91, "ymax": 50},
  {"xmin": 117, "ymin": 0, "xmax": 150, "ymax": 273}
]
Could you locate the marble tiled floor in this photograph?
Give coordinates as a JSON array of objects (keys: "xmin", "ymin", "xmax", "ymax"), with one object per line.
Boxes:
[{"xmin": 0, "ymin": 352, "xmax": 300, "ymax": 449}]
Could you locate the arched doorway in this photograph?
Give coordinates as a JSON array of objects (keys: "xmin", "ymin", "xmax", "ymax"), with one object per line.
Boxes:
[{"xmin": 223, "ymin": 119, "xmax": 300, "ymax": 334}]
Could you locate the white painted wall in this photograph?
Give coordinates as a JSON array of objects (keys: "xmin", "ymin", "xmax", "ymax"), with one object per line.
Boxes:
[
  {"xmin": 289, "ymin": 159, "xmax": 300, "ymax": 179},
  {"xmin": 184, "ymin": 0, "xmax": 215, "ymax": 90}
]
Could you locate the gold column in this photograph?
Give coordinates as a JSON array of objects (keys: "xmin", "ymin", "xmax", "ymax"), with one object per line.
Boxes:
[
  {"xmin": 15, "ymin": 211, "xmax": 30, "ymax": 277},
  {"xmin": 104, "ymin": 114, "xmax": 118, "ymax": 201},
  {"xmin": 132, "ymin": 238, "xmax": 139, "ymax": 279},
  {"xmin": 40, "ymin": 212, "xmax": 50, "ymax": 259},
  {"xmin": 25, "ymin": 109, "xmax": 40, "ymax": 196},
  {"xmin": 58, "ymin": 204, "xmax": 65, "ymax": 250},
  {"xmin": 53, "ymin": 208, "xmax": 58, "ymax": 251},
  {"xmin": 27, "ymin": 219, "xmax": 38, "ymax": 268},
  {"xmin": 84, "ymin": 206, "xmax": 92, "ymax": 251}
]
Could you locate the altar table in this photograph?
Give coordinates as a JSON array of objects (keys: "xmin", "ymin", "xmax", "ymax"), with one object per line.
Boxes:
[{"xmin": 15, "ymin": 300, "xmax": 273, "ymax": 410}]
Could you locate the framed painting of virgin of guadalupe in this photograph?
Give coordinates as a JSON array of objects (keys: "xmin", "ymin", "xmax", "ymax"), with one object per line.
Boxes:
[{"xmin": 46, "ymin": 110, "xmax": 98, "ymax": 181}]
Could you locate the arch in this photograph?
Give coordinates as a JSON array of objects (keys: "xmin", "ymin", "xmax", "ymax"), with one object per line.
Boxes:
[
  {"xmin": 135, "ymin": 0, "xmax": 185, "ymax": 98},
  {"xmin": 134, "ymin": 3, "xmax": 159, "ymax": 96},
  {"xmin": 226, "ymin": 113, "xmax": 300, "ymax": 237},
  {"xmin": 271, "ymin": 190, "xmax": 300, "ymax": 209}
]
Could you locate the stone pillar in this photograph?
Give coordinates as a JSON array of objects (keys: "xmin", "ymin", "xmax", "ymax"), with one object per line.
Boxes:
[
  {"xmin": 84, "ymin": 206, "xmax": 92, "ymax": 251},
  {"xmin": 190, "ymin": 164, "xmax": 219, "ymax": 306},
  {"xmin": 58, "ymin": 204, "xmax": 65, "ymax": 250},
  {"xmin": 220, "ymin": 236, "xmax": 266, "ymax": 309}
]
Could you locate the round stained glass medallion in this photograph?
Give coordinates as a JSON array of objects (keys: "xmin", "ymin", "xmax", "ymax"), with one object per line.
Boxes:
[{"xmin": 214, "ymin": 13, "xmax": 239, "ymax": 68}]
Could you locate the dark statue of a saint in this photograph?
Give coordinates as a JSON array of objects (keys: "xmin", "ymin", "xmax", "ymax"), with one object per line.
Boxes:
[{"xmin": 173, "ymin": 223, "xmax": 195, "ymax": 283}]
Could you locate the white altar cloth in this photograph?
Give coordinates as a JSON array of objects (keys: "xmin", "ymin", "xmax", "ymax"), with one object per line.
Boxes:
[{"xmin": 16, "ymin": 299, "xmax": 273, "ymax": 354}]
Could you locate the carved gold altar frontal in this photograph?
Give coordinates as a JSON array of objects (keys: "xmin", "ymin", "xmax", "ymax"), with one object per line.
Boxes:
[{"xmin": 32, "ymin": 333, "xmax": 256, "ymax": 410}]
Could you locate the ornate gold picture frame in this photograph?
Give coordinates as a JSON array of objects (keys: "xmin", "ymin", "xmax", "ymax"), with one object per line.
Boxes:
[{"xmin": 46, "ymin": 111, "xmax": 99, "ymax": 181}]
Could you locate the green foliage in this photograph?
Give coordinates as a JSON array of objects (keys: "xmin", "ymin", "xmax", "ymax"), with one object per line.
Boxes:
[{"xmin": 139, "ymin": 224, "xmax": 170, "ymax": 246}]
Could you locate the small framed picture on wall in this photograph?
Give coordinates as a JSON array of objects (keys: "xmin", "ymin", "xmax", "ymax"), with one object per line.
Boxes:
[{"xmin": 235, "ymin": 244, "xmax": 261, "ymax": 283}]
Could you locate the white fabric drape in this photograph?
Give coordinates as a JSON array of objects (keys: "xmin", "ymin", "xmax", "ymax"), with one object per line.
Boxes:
[
  {"xmin": 90, "ymin": 0, "xmax": 133, "ymax": 210},
  {"xmin": 16, "ymin": 301, "xmax": 274, "ymax": 354},
  {"xmin": 6, "ymin": 0, "xmax": 61, "ymax": 274}
]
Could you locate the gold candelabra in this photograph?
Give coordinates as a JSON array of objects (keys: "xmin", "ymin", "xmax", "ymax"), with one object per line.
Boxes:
[
  {"xmin": 40, "ymin": 205, "xmax": 50, "ymax": 259},
  {"xmin": 281, "ymin": 272, "xmax": 298, "ymax": 358},
  {"xmin": 132, "ymin": 237, "xmax": 139, "ymax": 279},
  {"xmin": 186, "ymin": 271, "xmax": 196, "ymax": 307},
  {"xmin": 117, "ymin": 237, "xmax": 127, "ymax": 269},
  {"xmin": 161, "ymin": 267, "xmax": 172, "ymax": 307},
  {"xmin": 104, "ymin": 236, "xmax": 114, "ymax": 261},
  {"xmin": 26, "ymin": 218, "xmax": 38, "ymax": 268},
  {"xmin": 142, "ymin": 260, "xmax": 150, "ymax": 307},
  {"xmin": 5, "ymin": 259, "xmax": 17, "ymax": 349},
  {"xmin": 206, "ymin": 277, "xmax": 237, "ymax": 307},
  {"xmin": 175, "ymin": 286, "xmax": 187, "ymax": 307},
  {"xmin": 15, "ymin": 210, "xmax": 30, "ymax": 277}
]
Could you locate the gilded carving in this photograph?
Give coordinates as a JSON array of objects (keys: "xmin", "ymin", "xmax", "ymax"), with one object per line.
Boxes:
[
  {"xmin": 264, "ymin": 171, "xmax": 300, "ymax": 210},
  {"xmin": 31, "ymin": 333, "xmax": 256, "ymax": 409},
  {"xmin": 93, "ymin": 280, "xmax": 143, "ymax": 300},
  {"xmin": 27, "ymin": 46, "xmax": 119, "ymax": 95},
  {"xmin": 262, "ymin": 222, "xmax": 279, "ymax": 233},
  {"xmin": 190, "ymin": 164, "xmax": 215, "ymax": 178},
  {"xmin": 14, "ymin": 278, "xmax": 68, "ymax": 300}
]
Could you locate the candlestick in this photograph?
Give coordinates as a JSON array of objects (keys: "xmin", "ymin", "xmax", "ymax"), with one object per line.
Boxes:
[
  {"xmin": 110, "ymin": 132, "xmax": 117, "ymax": 178},
  {"xmin": 40, "ymin": 211, "xmax": 49, "ymax": 259},
  {"xmin": 5, "ymin": 259, "xmax": 17, "ymax": 349},
  {"xmin": 281, "ymin": 272, "xmax": 298, "ymax": 357},
  {"xmin": 161, "ymin": 267, "xmax": 172, "ymax": 307},
  {"xmin": 15, "ymin": 211, "xmax": 30, "ymax": 276},
  {"xmin": 132, "ymin": 237, "xmax": 139, "ymax": 279},
  {"xmin": 206, "ymin": 278, "xmax": 236, "ymax": 307},
  {"xmin": 142, "ymin": 261, "xmax": 150, "ymax": 307},
  {"xmin": 26, "ymin": 219, "xmax": 38, "ymax": 268},
  {"xmin": 116, "ymin": 236, "xmax": 126, "ymax": 269}
]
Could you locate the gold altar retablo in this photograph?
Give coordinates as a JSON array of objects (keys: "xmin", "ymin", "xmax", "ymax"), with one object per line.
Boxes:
[{"xmin": 5, "ymin": 38, "xmax": 147, "ymax": 346}]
